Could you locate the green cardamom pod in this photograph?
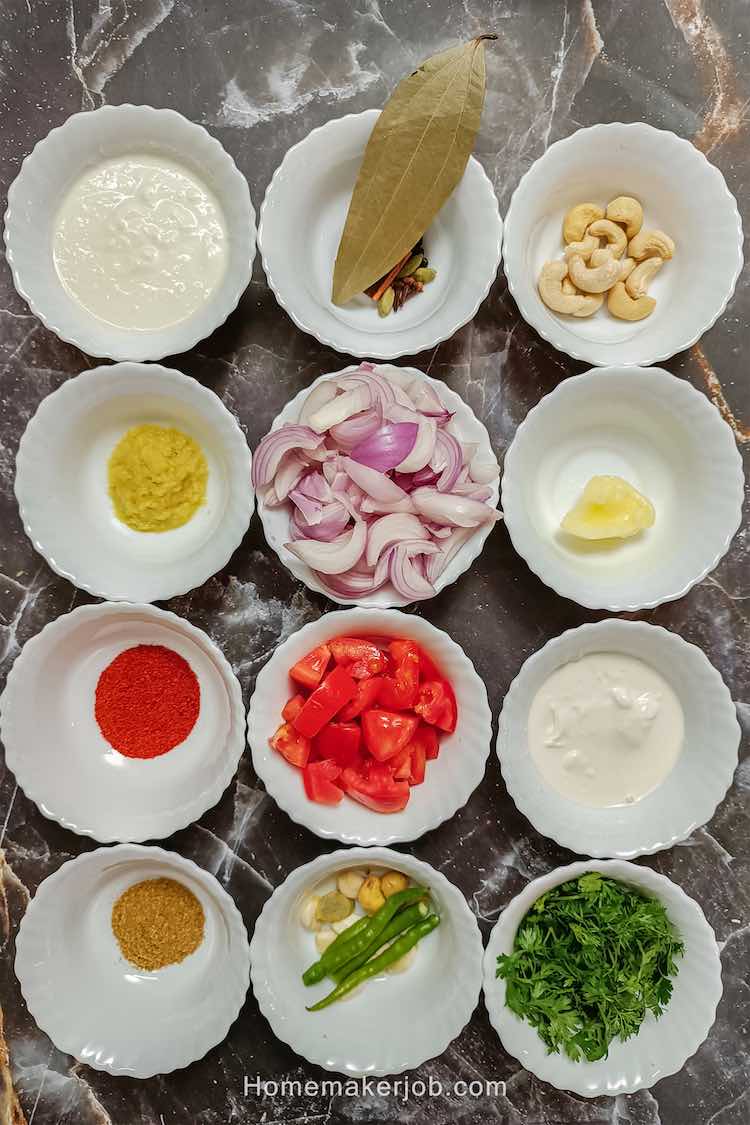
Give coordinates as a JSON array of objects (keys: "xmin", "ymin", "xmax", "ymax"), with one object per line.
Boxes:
[
  {"xmin": 397, "ymin": 254, "xmax": 423, "ymax": 279},
  {"xmin": 414, "ymin": 268, "xmax": 436, "ymax": 284},
  {"xmin": 378, "ymin": 287, "xmax": 395, "ymax": 316}
]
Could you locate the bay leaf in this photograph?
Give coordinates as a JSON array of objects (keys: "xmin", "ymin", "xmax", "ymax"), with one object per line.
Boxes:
[{"xmin": 332, "ymin": 34, "xmax": 496, "ymax": 307}]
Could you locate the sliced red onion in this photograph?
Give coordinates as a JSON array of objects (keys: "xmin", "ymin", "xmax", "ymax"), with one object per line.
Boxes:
[
  {"xmin": 297, "ymin": 469, "xmax": 331, "ymax": 502},
  {"xmin": 360, "ymin": 495, "xmax": 417, "ymax": 515},
  {"xmin": 408, "ymin": 379, "xmax": 444, "ymax": 414},
  {"xmin": 291, "ymin": 500, "xmax": 350, "ymax": 541},
  {"xmin": 298, "ymin": 379, "xmax": 337, "ymax": 426},
  {"xmin": 329, "ymin": 407, "xmax": 381, "ymax": 451},
  {"xmin": 411, "ymin": 465, "xmax": 440, "ymax": 487},
  {"xmin": 411, "ymin": 487, "xmax": 501, "ymax": 527},
  {"xmin": 450, "ymin": 481, "xmax": 493, "ymax": 501},
  {"xmin": 431, "ymin": 429, "xmax": 463, "ymax": 492},
  {"xmin": 274, "ymin": 450, "xmax": 307, "ymax": 502},
  {"xmin": 365, "ymin": 513, "xmax": 429, "ymax": 568},
  {"xmin": 285, "ymin": 519, "xmax": 366, "ymax": 574},
  {"xmin": 308, "ymin": 386, "xmax": 369, "ymax": 433},
  {"xmin": 377, "ymin": 364, "xmax": 415, "ymax": 390},
  {"xmin": 339, "ymin": 367, "xmax": 413, "ymax": 410},
  {"xmin": 252, "ymin": 425, "xmax": 324, "ymax": 489},
  {"xmin": 390, "ymin": 412, "xmax": 436, "ymax": 474},
  {"xmin": 350, "ymin": 422, "xmax": 418, "ymax": 472},
  {"xmin": 425, "ymin": 527, "xmax": 475, "ymax": 584},
  {"xmin": 341, "ymin": 457, "xmax": 408, "ymax": 503},
  {"xmin": 422, "ymin": 521, "xmax": 454, "ymax": 538},
  {"xmin": 389, "ymin": 541, "xmax": 438, "ymax": 601}
]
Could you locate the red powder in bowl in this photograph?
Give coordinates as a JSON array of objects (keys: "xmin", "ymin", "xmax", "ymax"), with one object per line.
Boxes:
[{"xmin": 95, "ymin": 644, "xmax": 200, "ymax": 759}]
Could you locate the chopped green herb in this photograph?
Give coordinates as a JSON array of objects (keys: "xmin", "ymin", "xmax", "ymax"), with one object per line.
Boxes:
[{"xmin": 496, "ymin": 873, "xmax": 683, "ymax": 1062}]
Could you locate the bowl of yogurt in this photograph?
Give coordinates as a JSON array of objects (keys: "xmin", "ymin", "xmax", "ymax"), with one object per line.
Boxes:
[
  {"xmin": 497, "ymin": 619, "xmax": 740, "ymax": 858},
  {"xmin": 4, "ymin": 105, "xmax": 255, "ymax": 360}
]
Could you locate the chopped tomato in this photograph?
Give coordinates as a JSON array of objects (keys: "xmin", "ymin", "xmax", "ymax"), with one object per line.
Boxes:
[
  {"xmin": 282, "ymin": 693, "xmax": 306, "ymax": 722},
  {"xmin": 408, "ymin": 740, "xmax": 426, "ymax": 785},
  {"xmin": 390, "ymin": 746, "xmax": 412, "ymax": 781},
  {"xmin": 338, "ymin": 676, "xmax": 383, "ymax": 721},
  {"xmin": 377, "ymin": 640, "xmax": 419, "ymax": 710},
  {"xmin": 269, "ymin": 722, "xmax": 311, "ymax": 769},
  {"xmin": 290, "ymin": 644, "xmax": 331, "ymax": 690},
  {"xmin": 292, "ymin": 665, "xmax": 357, "ymax": 739},
  {"xmin": 361, "ymin": 709, "xmax": 419, "ymax": 761},
  {"xmin": 415, "ymin": 679, "xmax": 457, "ymax": 733},
  {"xmin": 418, "ymin": 648, "xmax": 443, "ymax": 682},
  {"xmin": 341, "ymin": 763, "xmax": 410, "ymax": 813},
  {"xmin": 329, "ymin": 637, "xmax": 387, "ymax": 679},
  {"xmin": 313, "ymin": 722, "xmax": 362, "ymax": 769},
  {"xmin": 413, "ymin": 722, "xmax": 440, "ymax": 761},
  {"xmin": 303, "ymin": 758, "xmax": 344, "ymax": 805}
]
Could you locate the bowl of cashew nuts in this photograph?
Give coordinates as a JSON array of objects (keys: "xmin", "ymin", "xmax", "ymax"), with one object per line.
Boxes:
[{"xmin": 502, "ymin": 123, "xmax": 743, "ymax": 366}]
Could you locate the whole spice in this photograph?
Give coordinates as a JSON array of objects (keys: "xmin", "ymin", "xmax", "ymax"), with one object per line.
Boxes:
[
  {"xmin": 95, "ymin": 644, "xmax": 200, "ymax": 759},
  {"xmin": 367, "ymin": 242, "xmax": 435, "ymax": 317},
  {"xmin": 111, "ymin": 877, "xmax": 205, "ymax": 971},
  {"xmin": 108, "ymin": 423, "xmax": 208, "ymax": 533},
  {"xmin": 495, "ymin": 873, "xmax": 684, "ymax": 1062}
]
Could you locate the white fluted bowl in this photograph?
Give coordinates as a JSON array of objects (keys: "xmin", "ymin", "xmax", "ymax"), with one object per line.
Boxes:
[
  {"xmin": 4, "ymin": 104, "xmax": 255, "ymax": 360},
  {"xmin": 15, "ymin": 845, "xmax": 250, "ymax": 1078},
  {"xmin": 0, "ymin": 603, "xmax": 246, "ymax": 842},
  {"xmin": 15, "ymin": 363, "xmax": 253, "ymax": 602},
  {"xmin": 483, "ymin": 860, "xmax": 722, "ymax": 1096},
  {"xmin": 502, "ymin": 122, "xmax": 742, "ymax": 365},
  {"xmin": 256, "ymin": 363, "xmax": 500, "ymax": 608},
  {"xmin": 501, "ymin": 366, "xmax": 743, "ymax": 611},
  {"xmin": 247, "ymin": 608, "xmax": 492, "ymax": 845},
  {"xmin": 497, "ymin": 620, "xmax": 740, "ymax": 858},
  {"xmin": 250, "ymin": 847, "xmax": 483, "ymax": 1075},
  {"xmin": 258, "ymin": 110, "xmax": 502, "ymax": 358}
]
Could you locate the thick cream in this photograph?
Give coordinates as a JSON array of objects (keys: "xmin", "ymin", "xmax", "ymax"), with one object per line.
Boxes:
[
  {"xmin": 53, "ymin": 154, "xmax": 227, "ymax": 331},
  {"xmin": 528, "ymin": 652, "xmax": 683, "ymax": 807}
]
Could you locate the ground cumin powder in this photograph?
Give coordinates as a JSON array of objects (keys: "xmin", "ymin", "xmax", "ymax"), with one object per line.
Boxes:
[{"xmin": 112, "ymin": 877, "xmax": 205, "ymax": 971}]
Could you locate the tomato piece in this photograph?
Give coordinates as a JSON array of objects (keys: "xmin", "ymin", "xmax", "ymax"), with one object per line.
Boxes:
[
  {"xmin": 313, "ymin": 722, "xmax": 362, "ymax": 769},
  {"xmin": 341, "ymin": 764, "xmax": 410, "ymax": 814},
  {"xmin": 282, "ymin": 693, "xmax": 306, "ymax": 722},
  {"xmin": 338, "ymin": 676, "xmax": 383, "ymax": 721},
  {"xmin": 269, "ymin": 722, "xmax": 311, "ymax": 769},
  {"xmin": 292, "ymin": 665, "xmax": 357, "ymax": 739},
  {"xmin": 390, "ymin": 746, "xmax": 412, "ymax": 781},
  {"xmin": 303, "ymin": 758, "xmax": 344, "ymax": 805},
  {"xmin": 408, "ymin": 740, "xmax": 426, "ymax": 785},
  {"xmin": 414, "ymin": 722, "xmax": 440, "ymax": 760},
  {"xmin": 290, "ymin": 643, "xmax": 331, "ymax": 690},
  {"xmin": 417, "ymin": 647, "xmax": 443, "ymax": 683},
  {"xmin": 414, "ymin": 680, "xmax": 457, "ymax": 733},
  {"xmin": 377, "ymin": 640, "xmax": 419, "ymax": 710},
  {"xmin": 361, "ymin": 709, "xmax": 419, "ymax": 761},
  {"xmin": 329, "ymin": 636, "xmax": 388, "ymax": 679}
]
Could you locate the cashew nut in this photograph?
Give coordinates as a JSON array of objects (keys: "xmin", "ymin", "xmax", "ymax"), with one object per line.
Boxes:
[
  {"xmin": 561, "ymin": 275, "xmax": 578, "ymax": 295},
  {"xmin": 606, "ymin": 196, "xmax": 643, "ymax": 239},
  {"xmin": 567, "ymin": 250, "xmax": 621, "ymax": 294},
  {"xmin": 625, "ymin": 256, "xmax": 663, "ymax": 298},
  {"xmin": 628, "ymin": 229, "xmax": 675, "ymax": 261},
  {"xmin": 563, "ymin": 202, "xmax": 605, "ymax": 243},
  {"xmin": 564, "ymin": 233, "xmax": 599, "ymax": 261},
  {"xmin": 587, "ymin": 219, "xmax": 627, "ymax": 259},
  {"xmin": 618, "ymin": 257, "xmax": 636, "ymax": 282},
  {"xmin": 538, "ymin": 260, "xmax": 603, "ymax": 316},
  {"xmin": 607, "ymin": 281, "xmax": 656, "ymax": 321}
]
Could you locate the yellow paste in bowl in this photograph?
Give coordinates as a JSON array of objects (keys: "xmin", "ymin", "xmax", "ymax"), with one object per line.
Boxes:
[{"xmin": 108, "ymin": 423, "xmax": 208, "ymax": 532}]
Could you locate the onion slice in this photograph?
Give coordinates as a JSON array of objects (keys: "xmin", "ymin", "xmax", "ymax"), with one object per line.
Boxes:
[
  {"xmin": 285, "ymin": 519, "xmax": 367, "ymax": 574},
  {"xmin": 340, "ymin": 457, "xmax": 409, "ymax": 503},
  {"xmin": 350, "ymin": 422, "xmax": 418, "ymax": 472},
  {"xmin": 365, "ymin": 513, "xmax": 429, "ymax": 567},
  {"xmin": 253, "ymin": 426, "xmax": 324, "ymax": 489},
  {"xmin": 411, "ymin": 487, "xmax": 501, "ymax": 527}
]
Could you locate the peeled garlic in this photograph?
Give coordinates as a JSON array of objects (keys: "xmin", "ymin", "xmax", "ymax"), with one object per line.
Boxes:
[{"xmin": 561, "ymin": 476, "xmax": 655, "ymax": 540}]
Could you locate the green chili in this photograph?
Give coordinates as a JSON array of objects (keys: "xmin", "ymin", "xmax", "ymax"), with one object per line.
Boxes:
[
  {"xmin": 313, "ymin": 914, "xmax": 371, "ymax": 964},
  {"xmin": 332, "ymin": 901, "xmax": 429, "ymax": 982},
  {"xmin": 307, "ymin": 913, "xmax": 440, "ymax": 1011},
  {"xmin": 302, "ymin": 886, "xmax": 429, "ymax": 985}
]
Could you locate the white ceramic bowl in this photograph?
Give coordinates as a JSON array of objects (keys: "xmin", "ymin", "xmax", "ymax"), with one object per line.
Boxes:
[
  {"xmin": 247, "ymin": 608, "xmax": 492, "ymax": 845},
  {"xmin": 257, "ymin": 363, "xmax": 500, "ymax": 607},
  {"xmin": 258, "ymin": 110, "xmax": 502, "ymax": 358},
  {"xmin": 482, "ymin": 859, "xmax": 722, "ymax": 1097},
  {"xmin": 4, "ymin": 104, "xmax": 255, "ymax": 360},
  {"xmin": 15, "ymin": 362, "xmax": 253, "ymax": 602},
  {"xmin": 250, "ymin": 847, "xmax": 483, "ymax": 1076},
  {"xmin": 497, "ymin": 620, "xmax": 740, "ymax": 859},
  {"xmin": 503, "ymin": 123, "xmax": 743, "ymax": 366},
  {"xmin": 502, "ymin": 366, "xmax": 743, "ymax": 611},
  {"xmin": 0, "ymin": 603, "xmax": 246, "ymax": 842},
  {"xmin": 15, "ymin": 844, "xmax": 250, "ymax": 1078}
]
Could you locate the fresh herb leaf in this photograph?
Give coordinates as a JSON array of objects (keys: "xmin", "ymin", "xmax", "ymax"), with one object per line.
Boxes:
[{"xmin": 496, "ymin": 875, "xmax": 683, "ymax": 1062}]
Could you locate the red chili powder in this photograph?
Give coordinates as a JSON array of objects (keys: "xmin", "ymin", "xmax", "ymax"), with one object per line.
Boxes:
[{"xmin": 95, "ymin": 644, "xmax": 200, "ymax": 759}]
